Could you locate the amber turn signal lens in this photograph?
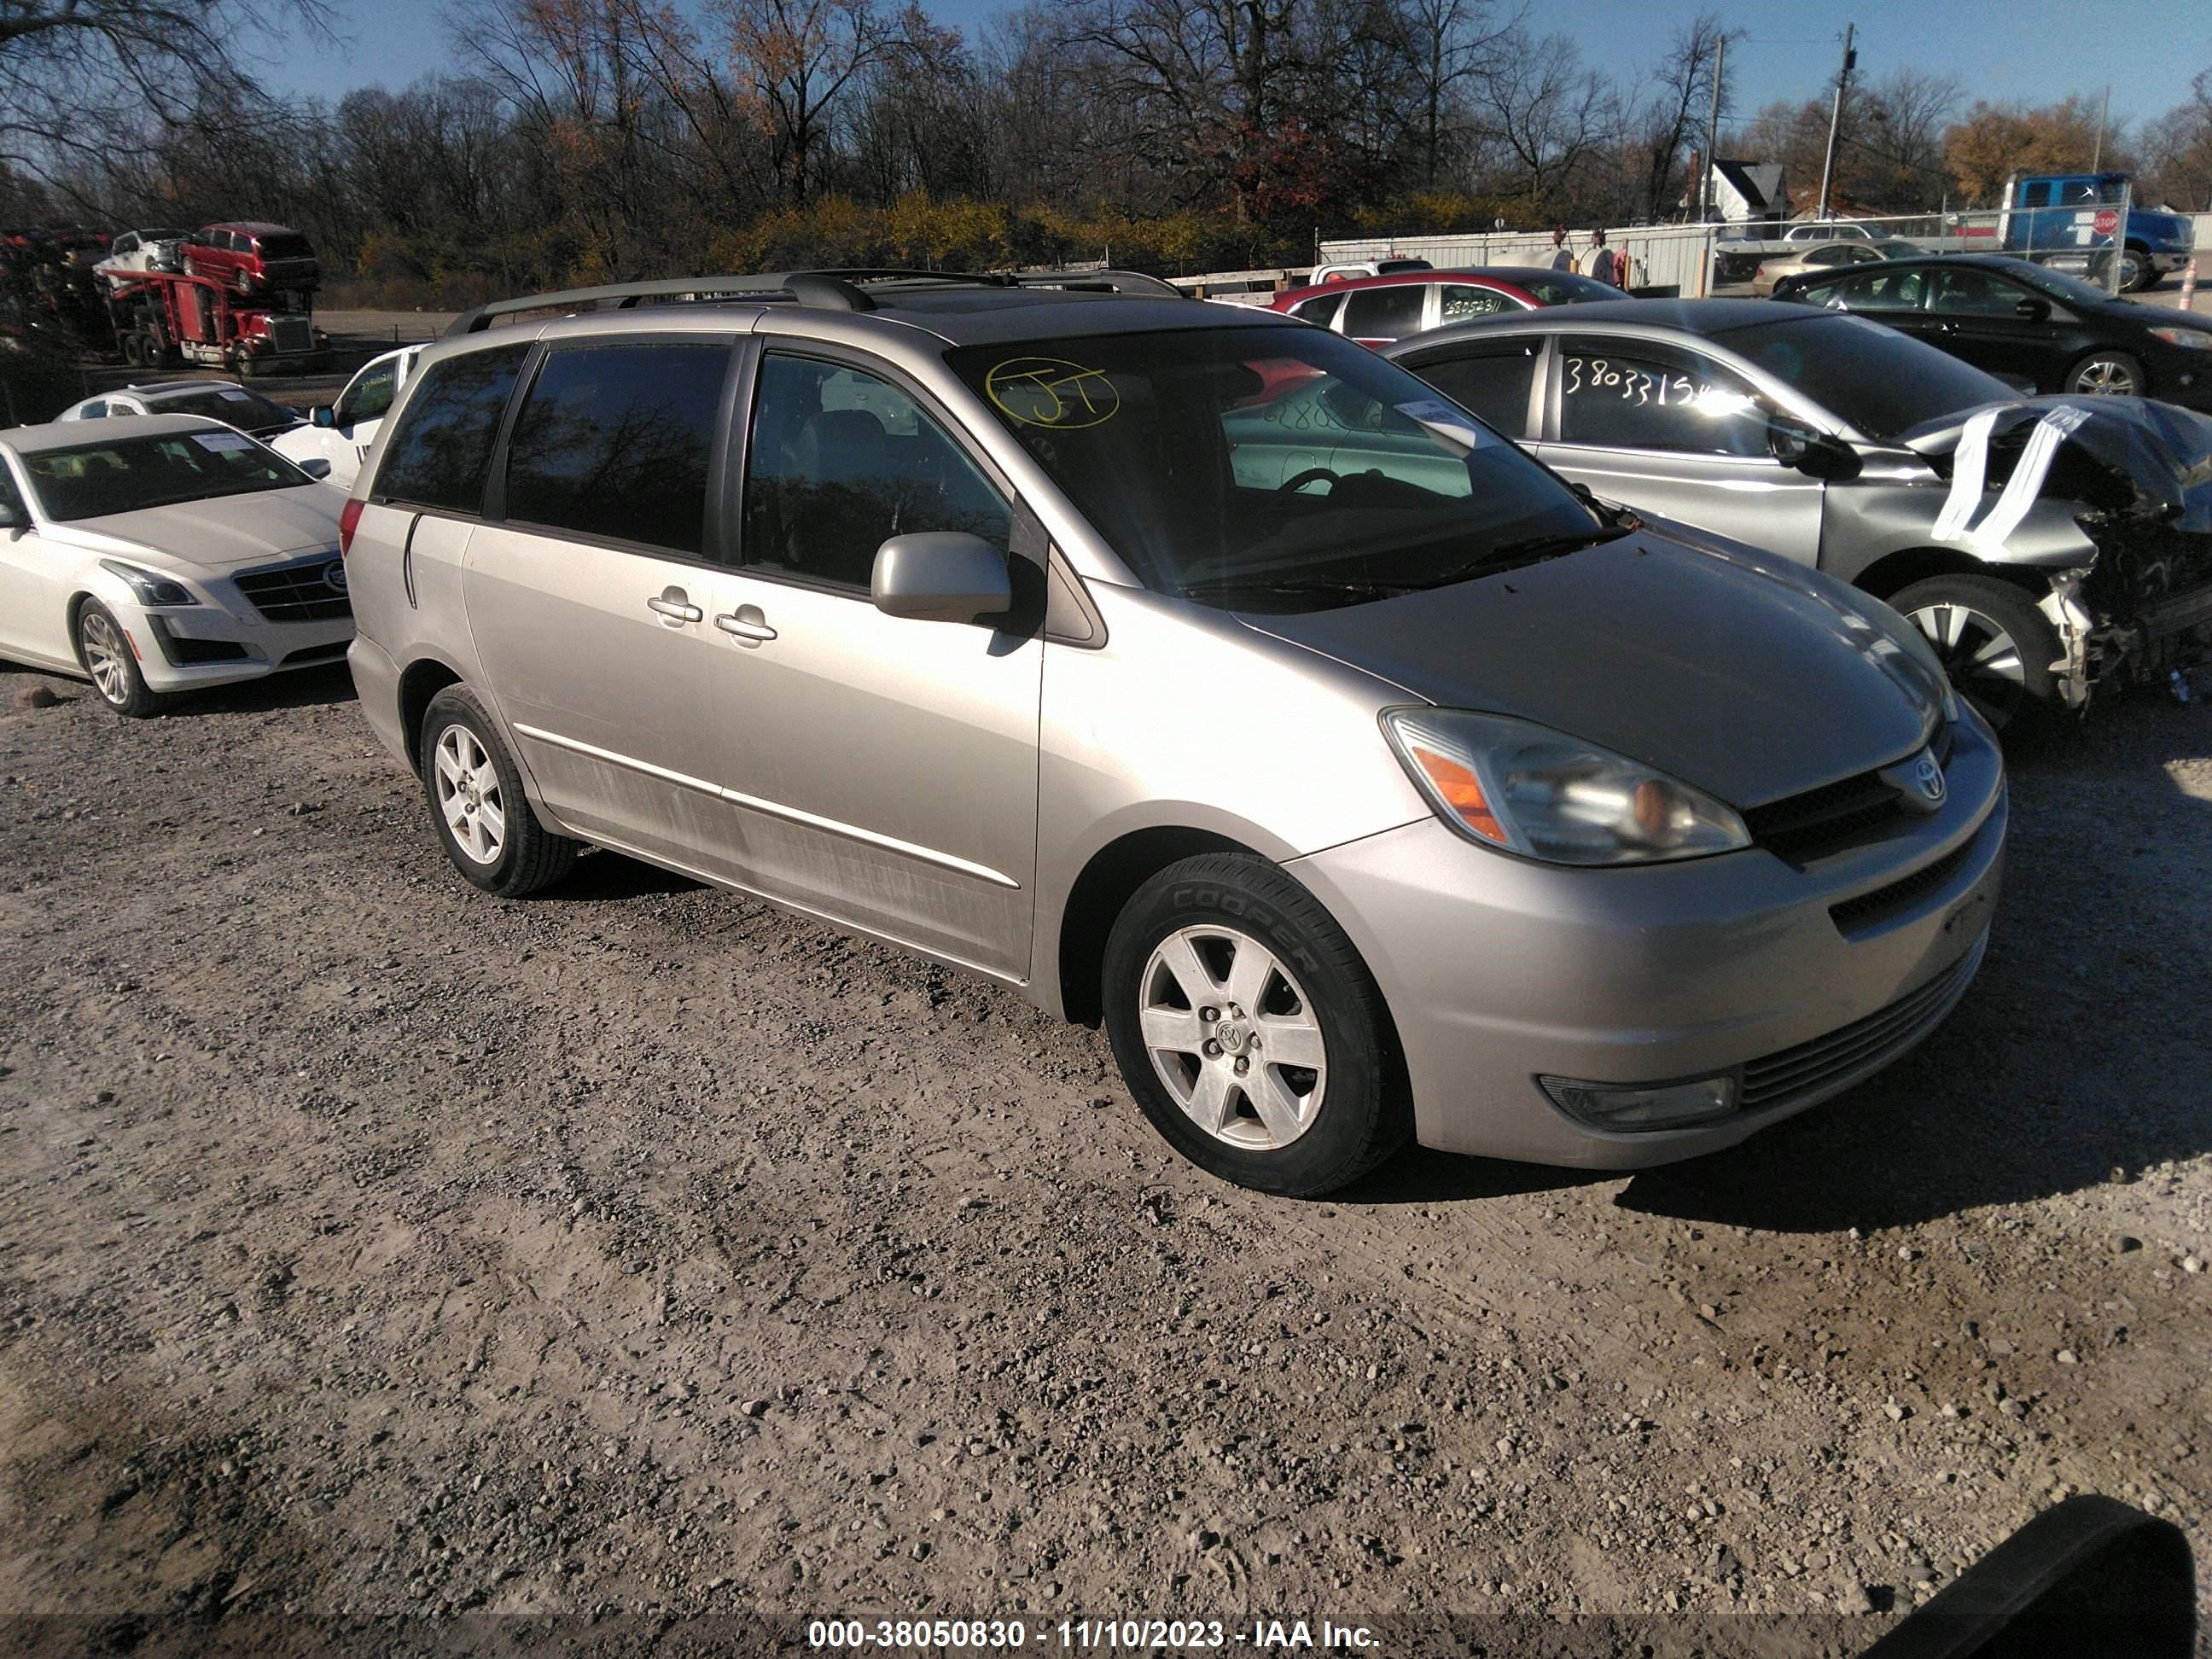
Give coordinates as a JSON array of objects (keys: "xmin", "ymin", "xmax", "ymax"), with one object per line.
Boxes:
[{"xmin": 1406, "ymin": 744, "xmax": 1507, "ymax": 846}]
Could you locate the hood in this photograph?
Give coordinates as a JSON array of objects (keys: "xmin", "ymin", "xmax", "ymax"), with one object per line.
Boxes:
[
  {"xmin": 47, "ymin": 485, "xmax": 344, "ymax": 573},
  {"xmin": 1900, "ymin": 395, "xmax": 2212, "ymax": 533},
  {"xmin": 1244, "ymin": 532, "xmax": 1941, "ymax": 810}
]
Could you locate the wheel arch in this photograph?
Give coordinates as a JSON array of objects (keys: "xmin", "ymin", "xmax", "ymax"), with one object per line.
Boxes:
[
  {"xmin": 1852, "ymin": 545, "xmax": 2042, "ymax": 605},
  {"xmin": 1054, "ymin": 826, "xmax": 1257, "ymax": 1027},
  {"xmin": 397, "ymin": 655, "xmax": 466, "ymax": 771}
]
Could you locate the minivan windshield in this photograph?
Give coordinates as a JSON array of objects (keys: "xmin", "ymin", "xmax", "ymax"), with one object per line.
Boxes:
[
  {"xmin": 949, "ymin": 326, "xmax": 1612, "ymax": 611},
  {"xmin": 20, "ymin": 429, "xmax": 310, "ymax": 521},
  {"xmin": 1718, "ymin": 313, "xmax": 2012, "ymax": 440}
]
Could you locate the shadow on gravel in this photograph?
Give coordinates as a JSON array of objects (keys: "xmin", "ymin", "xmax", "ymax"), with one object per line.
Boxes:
[
  {"xmin": 1336, "ymin": 1150, "xmax": 1612, "ymax": 1207},
  {"xmin": 1615, "ymin": 698, "xmax": 2212, "ymax": 1235},
  {"xmin": 143, "ymin": 663, "xmax": 358, "ymax": 718},
  {"xmin": 544, "ymin": 848, "xmax": 707, "ymax": 901}
]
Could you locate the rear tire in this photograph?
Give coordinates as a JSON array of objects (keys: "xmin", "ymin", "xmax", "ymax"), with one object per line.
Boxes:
[
  {"xmin": 1891, "ymin": 573, "xmax": 2063, "ymax": 736},
  {"xmin": 418, "ymin": 686, "xmax": 579, "ymax": 896},
  {"xmin": 1102, "ymin": 853, "xmax": 1410, "ymax": 1196}
]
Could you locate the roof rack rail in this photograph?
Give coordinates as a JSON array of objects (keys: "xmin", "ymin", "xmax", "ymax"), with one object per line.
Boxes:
[
  {"xmin": 445, "ymin": 276, "xmax": 786, "ymax": 335},
  {"xmin": 443, "ymin": 265, "xmax": 1191, "ymax": 337}
]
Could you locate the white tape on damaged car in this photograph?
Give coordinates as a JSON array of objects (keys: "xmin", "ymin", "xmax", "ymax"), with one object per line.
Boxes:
[{"xmin": 1935, "ymin": 404, "xmax": 2093, "ymax": 556}]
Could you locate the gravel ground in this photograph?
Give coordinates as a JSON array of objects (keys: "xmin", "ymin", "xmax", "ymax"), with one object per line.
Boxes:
[{"xmin": 0, "ymin": 661, "xmax": 2207, "ymax": 1653}]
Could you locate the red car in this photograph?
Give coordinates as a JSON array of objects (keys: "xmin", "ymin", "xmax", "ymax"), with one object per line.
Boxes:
[
  {"xmin": 183, "ymin": 222, "xmax": 320, "ymax": 295},
  {"xmin": 1265, "ymin": 265, "xmax": 1625, "ymax": 346}
]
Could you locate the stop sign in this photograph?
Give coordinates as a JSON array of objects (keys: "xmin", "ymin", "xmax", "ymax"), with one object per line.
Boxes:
[{"xmin": 2093, "ymin": 208, "xmax": 2121, "ymax": 236}]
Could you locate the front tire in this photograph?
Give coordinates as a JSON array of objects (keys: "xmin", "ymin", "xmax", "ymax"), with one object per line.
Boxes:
[
  {"xmin": 1102, "ymin": 853, "xmax": 1409, "ymax": 1196},
  {"xmin": 1891, "ymin": 573, "xmax": 2062, "ymax": 735},
  {"xmin": 2065, "ymin": 351, "xmax": 2144, "ymax": 397},
  {"xmin": 419, "ymin": 686, "xmax": 579, "ymax": 896},
  {"xmin": 75, "ymin": 600, "xmax": 161, "ymax": 718}
]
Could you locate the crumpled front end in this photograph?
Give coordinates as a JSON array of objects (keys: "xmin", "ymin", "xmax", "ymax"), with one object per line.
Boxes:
[{"xmin": 1902, "ymin": 396, "xmax": 2212, "ymax": 704}]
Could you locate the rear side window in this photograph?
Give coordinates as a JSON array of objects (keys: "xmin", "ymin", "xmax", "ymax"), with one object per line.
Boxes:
[
  {"xmin": 1440, "ymin": 284, "xmax": 1512, "ymax": 322},
  {"xmin": 502, "ymin": 342, "xmax": 731, "ymax": 556},
  {"xmin": 1289, "ymin": 292, "xmax": 1346, "ymax": 328},
  {"xmin": 1403, "ymin": 341, "xmax": 1540, "ymax": 438},
  {"xmin": 1341, "ymin": 284, "xmax": 1427, "ymax": 339},
  {"xmin": 375, "ymin": 342, "xmax": 530, "ymax": 514}
]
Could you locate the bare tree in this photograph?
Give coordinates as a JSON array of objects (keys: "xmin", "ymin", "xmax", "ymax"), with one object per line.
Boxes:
[
  {"xmin": 1632, "ymin": 11, "xmax": 1737, "ymax": 219},
  {"xmin": 1468, "ymin": 26, "xmax": 1615, "ymax": 211},
  {"xmin": 1385, "ymin": 0, "xmax": 1517, "ymax": 187},
  {"xmin": 711, "ymin": 0, "xmax": 895, "ymax": 207},
  {"xmin": 0, "ymin": 0, "xmax": 329, "ymax": 198}
]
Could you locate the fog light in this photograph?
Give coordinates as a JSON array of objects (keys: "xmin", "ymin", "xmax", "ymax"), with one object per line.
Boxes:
[{"xmin": 1540, "ymin": 1073, "xmax": 1739, "ymax": 1130}]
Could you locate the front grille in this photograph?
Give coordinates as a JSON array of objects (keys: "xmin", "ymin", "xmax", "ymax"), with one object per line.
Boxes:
[
  {"xmin": 234, "ymin": 557, "xmax": 351, "ymax": 622},
  {"xmin": 1829, "ymin": 842, "xmax": 1974, "ymax": 935},
  {"xmin": 267, "ymin": 315, "xmax": 314, "ymax": 352},
  {"xmin": 1740, "ymin": 938, "xmax": 1985, "ymax": 1111},
  {"xmin": 1741, "ymin": 728, "xmax": 1953, "ymax": 863}
]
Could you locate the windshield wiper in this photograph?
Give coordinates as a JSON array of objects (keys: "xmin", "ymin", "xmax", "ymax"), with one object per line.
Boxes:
[
  {"xmin": 1179, "ymin": 575, "xmax": 1417, "ymax": 603},
  {"xmin": 1410, "ymin": 523, "xmax": 1629, "ymax": 590}
]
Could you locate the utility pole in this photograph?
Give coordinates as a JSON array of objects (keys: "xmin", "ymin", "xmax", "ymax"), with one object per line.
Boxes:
[
  {"xmin": 1816, "ymin": 22, "xmax": 1856, "ymax": 221},
  {"xmin": 1702, "ymin": 32, "xmax": 1726, "ymax": 222},
  {"xmin": 2092, "ymin": 84, "xmax": 2110, "ymax": 170}
]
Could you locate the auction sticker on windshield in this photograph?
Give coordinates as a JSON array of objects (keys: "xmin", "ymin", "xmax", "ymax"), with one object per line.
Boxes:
[
  {"xmin": 985, "ymin": 358, "xmax": 1121, "ymax": 428},
  {"xmin": 191, "ymin": 431, "xmax": 254, "ymax": 452}
]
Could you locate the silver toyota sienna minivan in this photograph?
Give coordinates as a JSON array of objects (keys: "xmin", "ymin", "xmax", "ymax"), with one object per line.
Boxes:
[{"xmin": 343, "ymin": 271, "xmax": 2005, "ymax": 1196}]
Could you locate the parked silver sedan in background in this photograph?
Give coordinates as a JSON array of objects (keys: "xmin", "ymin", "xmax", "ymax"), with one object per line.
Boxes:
[
  {"xmin": 346, "ymin": 275, "xmax": 2005, "ymax": 1195},
  {"xmin": 1387, "ymin": 300, "xmax": 2212, "ymax": 731}
]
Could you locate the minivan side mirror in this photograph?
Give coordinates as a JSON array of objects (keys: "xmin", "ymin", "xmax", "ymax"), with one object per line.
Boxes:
[
  {"xmin": 872, "ymin": 532, "xmax": 1011, "ymax": 625},
  {"xmin": 2015, "ymin": 296, "xmax": 2052, "ymax": 323},
  {"xmin": 299, "ymin": 457, "xmax": 334, "ymax": 480},
  {"xmin": 0, "ymin": 500, "xmax": 20, "ymax": 531},
  {"xmin": 311, "ymin": 405, "xmax": 336, "ymax": 428}
]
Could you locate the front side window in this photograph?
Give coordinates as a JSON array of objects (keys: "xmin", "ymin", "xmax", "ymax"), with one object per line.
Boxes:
[
  {"xmin": 1555, "ymin": 340, "xmax": 1770, "ymax": 457},
  {"xmin": 502, "ymin": 342, "xmax": 730, "ymax": 556},
  {"xmin": 1401, "ymin": 341, "xmax": 1541, "ymax": 438},
  {"xmin": 338, "ymin": 360, "xmax": 400, "ymax": 427},
  {"xmin": 949, "ymin": 325, "xmax": 1608, "ymax": 612},
  {"xmin": 742, "ymin": 354, "xmax": 1011, "ymax": 590},
  {"xmin": 375, "ymin": 342, "xmax": 530, "ymax": 515},
  {"xmin": 21, "ymin": 430, "xmax": 310, "ymax": 521},
  {"xmin": 1340, "ymin": 284, "xmax": 1428, "ymax": 339}
]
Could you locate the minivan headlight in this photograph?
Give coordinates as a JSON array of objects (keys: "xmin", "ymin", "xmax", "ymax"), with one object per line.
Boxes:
[
  {"xmin": 99, "ymin": 559, "xmax": 198, "ymax": 607},
  {"xmin": 1382, "ymin": 709, "xmax": 1750, "ymax": 865}
]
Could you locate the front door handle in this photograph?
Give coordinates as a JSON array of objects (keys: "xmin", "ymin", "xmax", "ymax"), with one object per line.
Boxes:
[
  {"xmin": 647, "ymin": 588, "xmax": 702, "ymax": 625},
  {"xmin": 714, "ymin": 604, "xmax": 777, "ymax": 645}
]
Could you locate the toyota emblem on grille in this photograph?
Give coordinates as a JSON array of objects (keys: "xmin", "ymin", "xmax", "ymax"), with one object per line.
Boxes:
[
  {"xmin": 1878, "ymin": 745, "xmax": 1947, "ymax": 815},
  {"xmin": 323, "ymin": 561, "xmax": 348, "ymax": 594},
  {"xmin": 1914, "ymin": 753, "xmax": 1945, "ymax": 803}
]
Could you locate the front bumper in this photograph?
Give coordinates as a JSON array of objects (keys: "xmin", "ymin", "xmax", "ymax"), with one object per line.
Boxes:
[
  {"xmin": 124, "ymin": 555, "xmax": 354, "ymax": 692},
  {"xmin": 1289, "ymin": 714, "xmax": 2006, "ymax": 1168}
]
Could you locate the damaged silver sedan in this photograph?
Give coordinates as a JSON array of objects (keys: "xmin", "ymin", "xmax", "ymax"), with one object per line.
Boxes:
[{"xmin": 1386, "ymin": 301, "xmax": 2212, "ymax": 731}]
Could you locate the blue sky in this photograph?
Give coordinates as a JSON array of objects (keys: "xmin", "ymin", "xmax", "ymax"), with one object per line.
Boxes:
[{"xmin": 278, "ymin": 0, "xmax": 2209, "ymax": 135}]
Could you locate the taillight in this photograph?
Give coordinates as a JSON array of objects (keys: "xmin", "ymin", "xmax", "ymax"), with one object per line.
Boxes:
[{"xmin": 339, "ymin": 498, "xmax": 364, "ymax": 556}]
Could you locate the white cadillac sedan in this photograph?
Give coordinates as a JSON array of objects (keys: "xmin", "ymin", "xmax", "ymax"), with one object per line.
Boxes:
[{"xmin": 0, "ymin": 414, "xmax": 352, "ymax": 715}]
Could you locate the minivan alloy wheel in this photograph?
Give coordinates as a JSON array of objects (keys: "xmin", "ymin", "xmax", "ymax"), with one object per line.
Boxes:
[
  {"xmin": 433, "ymin": 725, "xmax": 506, "ymax": 865},
  {"xmin": 1138, "ymin": 925, "xmax": 1328, "ymax": 1150}
]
